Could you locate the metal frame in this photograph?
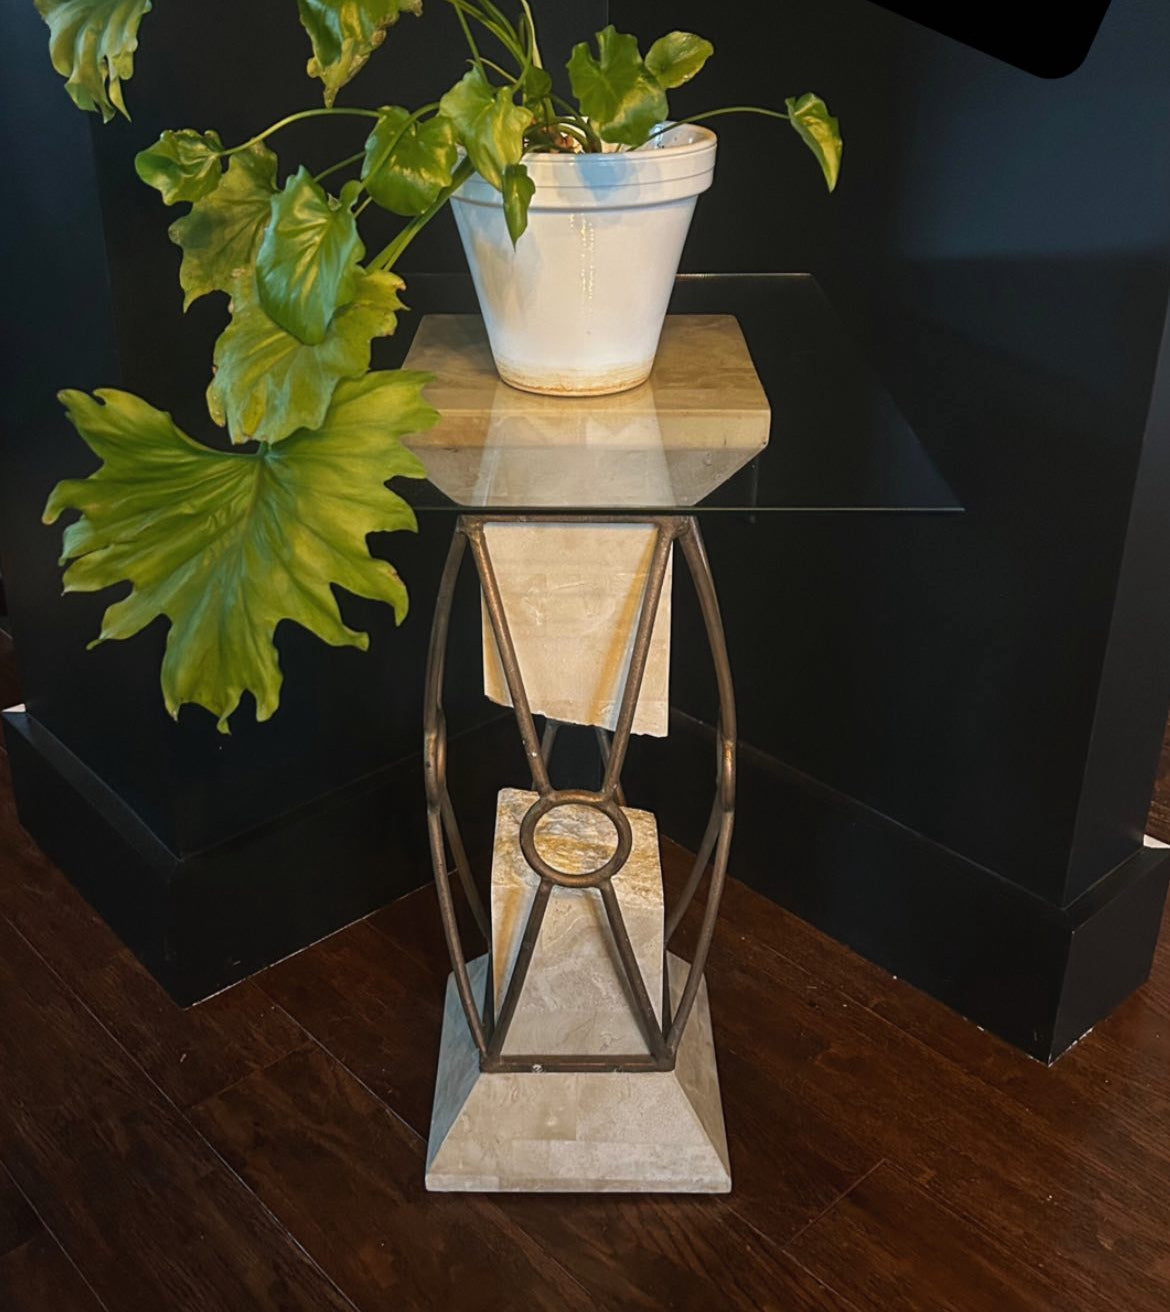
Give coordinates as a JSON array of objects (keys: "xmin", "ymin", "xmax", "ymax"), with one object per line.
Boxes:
[{"xmin": 423, "ymin": 513, "xmax": 736, "ymax": 1074}]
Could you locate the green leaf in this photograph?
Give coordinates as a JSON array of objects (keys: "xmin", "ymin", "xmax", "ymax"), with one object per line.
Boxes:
[
  {"xmin": 207, "ymin": 268, "xmax": 405, "ymax": 445},
  {"xmin": 296, "ymin": 0, "xmax": 422, "ymax": 107},
  {"xmin": 502, "ymin": 163, "xmax": 534, "ymax": 245},
  {"xmin": 35, "ymin": 0, "xmax": 152, "ymax": 122},
  {"xmin": 362, "ymin": 108, "xmax": 458, "ymax": 217},
  {"xmin": 567, "ymin": 26, "xmax": 667, "ymax": 147},
  {"xmin": 256, "ymin": 167, "xmax": 365, "ymax": 345},
  {"xmin": 167, "ymin": 142, "xmax": 279, "ymax": 310},
  {"xmin": 645, "ymin": 32, "xmax": 713, "ymax": 89},
  {"xmin": 439, "ymin": 66, "xmax": 533, "ymax": 190},
  {"xmin": 785, "ymin": 93, "xmax": 843, "ymax": 192},
  {"xmin": 134, "ymin": 129, "xmax": 224, "ymax": 206},
  {"xmin": 520, "ymin": 64, "xmax": 553, "ymax": 104},
  {"xmin": 44, "ymin": 376, "xmax": 433, "ymax": 732}
]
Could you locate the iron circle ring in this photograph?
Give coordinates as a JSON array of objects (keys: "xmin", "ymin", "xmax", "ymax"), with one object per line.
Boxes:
[{"xmin": 518, "ymin": 791, "xmax": 633, "ymax": 889}]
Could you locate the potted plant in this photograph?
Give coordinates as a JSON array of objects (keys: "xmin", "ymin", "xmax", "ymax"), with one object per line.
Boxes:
[{"xmin": 34, "ymin": 0, "xmax": 841, "ymax": 730}]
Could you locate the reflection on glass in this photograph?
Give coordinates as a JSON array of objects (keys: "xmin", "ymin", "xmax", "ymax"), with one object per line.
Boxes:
[{"xmin": 402, "ymin": 315, "xmax": 771, "ymax": 509}]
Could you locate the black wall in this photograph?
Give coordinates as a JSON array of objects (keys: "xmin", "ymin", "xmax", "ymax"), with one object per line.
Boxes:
[
  {"xmin": 0, "ymin": 1, "xmax": 603, "ymax": 861},
  {"xmin": 615, "ymin": 0, "xmax": 1170, "ymax": 907}
]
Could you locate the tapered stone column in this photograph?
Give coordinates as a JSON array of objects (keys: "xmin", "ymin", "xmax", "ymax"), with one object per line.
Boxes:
[
  {"xmin": 409, "ymin": 312, "xmax": 768, "ymax": 1192},
  {"xmin": 426, "ymin": 789, "xmax": 731, "ymax": 1192}
]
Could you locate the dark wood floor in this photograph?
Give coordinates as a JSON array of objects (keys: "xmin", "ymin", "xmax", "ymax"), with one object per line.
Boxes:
[
  {"xmin": 2, "ymin": 641, "xmax": 1170, "ymax": 1310},
  {"xmin": 1145, "ymin": 715, "xmax": 1170, "ymax": 844}
]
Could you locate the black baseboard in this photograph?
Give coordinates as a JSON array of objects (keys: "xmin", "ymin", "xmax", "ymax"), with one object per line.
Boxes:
[
  {"xmin": 1, "ymin": 708, "xmax": 522, "ymax": 1004},
  {"xmin": 624, "ymin": 712, "xmax": 1170, "ymax": 1062}
]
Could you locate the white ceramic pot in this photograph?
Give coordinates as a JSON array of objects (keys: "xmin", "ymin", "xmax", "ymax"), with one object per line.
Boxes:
[{"xmin": 450, "ymin": 124, "xmax": 717, "ymax": 396}]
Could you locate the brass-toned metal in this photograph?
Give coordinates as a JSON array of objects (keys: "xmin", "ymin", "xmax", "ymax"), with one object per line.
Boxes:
[{"xmin": 422, "ymin": 512, "xmax": 736, "ymax": 1075}]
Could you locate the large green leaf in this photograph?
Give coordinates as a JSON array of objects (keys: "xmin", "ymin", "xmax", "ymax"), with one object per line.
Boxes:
[
  {"xmin": 168, "ymin": 142, "xmax": 279, "ymax": 310},
  {"xmin": 207, "ymin": 269, "xmax": 404, "ymax": 445},
  {"xmin": 567, "ymin": 26, "xmax": 667, "ymax": 147},
  {"xmin": 785, "ymin": 93, "xmax": 843, "ymax": 192},
  {"xmin": 135, "ymin": 129, "xmax": 224, "ymax": 206},
  {"xmin": 296, "ymin": 0, "xmax": 422, "ymax": 107},
  {"xmin": 644, "ymin": 32, "xmax": 713, "ymax": 89},
  {"xmin": 35, "ymin": 0, "xmax": 152, "ymax": 121},
  {"xmin": 439, "ymin": 66, "xmax": 533, "ymax": 191},
  {"xmin": 362, "ymin": 107, "xmax": 457, "ymax": 216},
  {"xmin": 45, "ymin": 376, "xmax": 433, "ymax": 731},
  {"xmin": 502, "ymin": 163, "xmax": 534, "ymax": 245},
  {"xmin": 256, "ymin": 167, "xmax": 365, "ymax": 344}
]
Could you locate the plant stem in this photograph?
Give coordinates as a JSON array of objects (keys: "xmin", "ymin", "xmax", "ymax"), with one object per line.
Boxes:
[
  {"xmin": 368, "ymin": 158, "xmax": 475, "ymax": 272},
  {"xmin": 514, "ymin": 0, "xmax": 555, "ymax": 127},
  {"xmin": 478, "ymin": 55, "xmax": 517, "ymax": 82},
  {"xmin": 475, "ymin": 0, "xmax": 526, "ymax": 49},
  {"xmin": 645, "ymin": 105, "xmax": 791, "ymax": 142},
  {"xmin": 548, "ymin": 92, "xmax": 601, "ymax": 149},
  {"xmin": 314, "ymin": 152, "xmax": 365, "ymax": 183},
  {"xmin": 452, "ymin": 3, "xmax": 484, "ymax": 70},
  {"xmin": 444, "ymin": 0, "xmax": 525, "ymax": 65},
  {"xmin": 517, "ymin": 0, "xmax": 543, "ymax": 69},
  {"xmin": 218, "ymin": 106, "xmax": 382, "ymax": 158}
]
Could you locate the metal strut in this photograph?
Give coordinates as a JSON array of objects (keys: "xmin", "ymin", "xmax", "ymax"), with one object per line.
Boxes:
[{"xmin": 421, "ymin": 513, "xmax": 736, "ymax": 1074}]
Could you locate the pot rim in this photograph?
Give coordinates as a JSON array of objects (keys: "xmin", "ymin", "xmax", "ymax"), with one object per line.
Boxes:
[
  {"xmin": 452, "ymin": 123, "xmax": 717, "ymax": 207},
  {"xmin": 519, "ymin": 122, "xmax": 717, "ymax": 165}
]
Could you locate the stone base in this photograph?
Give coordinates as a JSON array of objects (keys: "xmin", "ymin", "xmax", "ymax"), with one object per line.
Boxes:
[{"xmin": 426, "ymin": 954, "xmax": 730, "ymax": 1192}]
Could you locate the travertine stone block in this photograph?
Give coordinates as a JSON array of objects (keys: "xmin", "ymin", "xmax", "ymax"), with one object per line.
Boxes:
[
  {"xmin": 402, "ymin": 314, "xmax": 771, "ymax": 511},
  {"xmin": 481, "ymin": 524, "xmax": 671, "ymax": 737},
  {"xmin": 425, "ymin": 788, "xmax": 731, "ymax": 1193},
  {"xmin": 492, "ymin": 787, "xmax": 663, "ymax": 1053}
]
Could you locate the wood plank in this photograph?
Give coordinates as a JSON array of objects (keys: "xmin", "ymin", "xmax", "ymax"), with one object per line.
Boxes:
[
  {"xmin": 661, "ymin": 835, "xmax": 1010, "ymax": 1079},
  {"xmin": 1145, "ymin": 715, "xmax": 1170, "ymax": 843},
  {"xmin": 483, "ymin": 1192, "xmax": 859, "ymax": 1312},
  {"xmin": 787, "ymin": 1161, "xmax": 1095, "ymax": 1312},
  {"xmin": 194, "ymin": 1036, "xmax": 859, "ymax": 1312},
  {"xmin": 367, "ymin": 883, "xmax": 464, "ymax": 977},
  {"xmin": 0, "ymin": 914, "xmax": 357, "ymax": 1312},
  {"xmin": 674, "ymin": 833, "xmax": 1170, "ymax": 1103},
  {"xmin": 79, "ymin": 947, "xmax": 307, "ymax": 1109},
  {"xmin": 0, "ymin": 751, "xmax": 306, "ymax": 1107},
  {"xmin": 192, "ymin": 1043, "xmax": 596, "ymax": 1312},
  {"xmin": 0, "ymin": 751, "xmax": 118, "ymax": 977},
  {"xmin": 703, "ymin": 929, "xmax": 1165, "ymax": 1312},
  {"xmin": 0, "ymin": 1165, "xmax": 39, "ymax": 1258},
  {"xmin": 0, "ymin": 1161, "xmax": 103, "ymax": 1309},
  {"xmin": 0, "ymin": 629, "xmax": 19, "ymax": 710},
  {"xmin": 716, "ymin": 1042, "xmax": 880, "ymax": 1244},
  {"xmin": 665, "ymin": 838, "xmax": 1170, "ymax": 1211},
  {"xmin": 258, "ymin": 917, "xmax": 443, "ymax": 1135},
  {"xmin": 714, "ymin": 838, "xmax": 1170, "ymax": 1109},
  {"xmin": 660, "ymin": 844, "xmax": 1169, "ymax": 1307},
  {"xmin": 0, "ymin": 1230, "xmax": 106, "ymax": 1312}
]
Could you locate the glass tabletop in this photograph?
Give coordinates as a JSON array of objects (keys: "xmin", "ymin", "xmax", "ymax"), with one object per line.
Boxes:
[{"xmin": 380, "ymin": 273, "xmax": 961, "ymax": 516}]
